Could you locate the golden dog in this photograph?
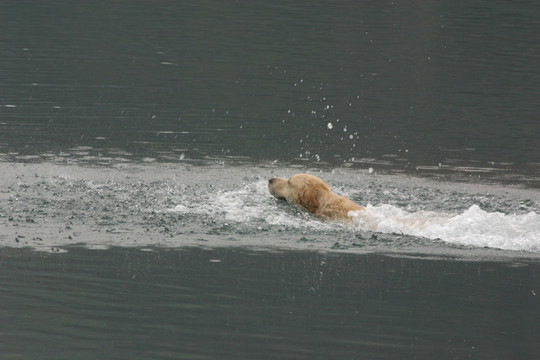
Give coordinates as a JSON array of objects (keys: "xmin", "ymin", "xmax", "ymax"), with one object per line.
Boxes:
[{"xmin": 268, "ymin": 173, "xmax": 364, "ymax": 221}]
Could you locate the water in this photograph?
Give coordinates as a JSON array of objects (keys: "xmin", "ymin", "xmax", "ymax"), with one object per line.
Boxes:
[
  {"xmin": 2, "ymin": 162, "xmax": 539, "ymax": 254},
  {"xmin": 1, "ymin": 1, "xmax": 539, "ymax": 173},
  {"xmin": 1, "ymin": 1, "xmax": 540, "ymax": 358},
  {"xmin": 1, "ymin": 247, "xmax": 539, "ymax": 359}
]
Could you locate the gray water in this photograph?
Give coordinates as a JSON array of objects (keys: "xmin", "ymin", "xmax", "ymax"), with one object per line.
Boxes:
[
  {"xmin": 1, "ymin": 1, "xmax": 540, "ymax": 359},
  {"xmin": 1, "ymin": 247, "xmax": 539, "ymax": 359},
  {"xmin": 2, "ymin": 1, "xmax": 539, "ymax": 173}
]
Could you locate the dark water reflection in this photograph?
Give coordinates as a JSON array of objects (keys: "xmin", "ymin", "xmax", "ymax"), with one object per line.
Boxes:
[
  {"xmin": 1, "ymin": 3, "xmax": 539, "ymax": 358},
  {"xmin": 1, "ymin": 1, "xmax": 539, "ymax": 172},
  {"xmin": 1, "ymin": 247, "xmax": 538, "ymax": 359}
]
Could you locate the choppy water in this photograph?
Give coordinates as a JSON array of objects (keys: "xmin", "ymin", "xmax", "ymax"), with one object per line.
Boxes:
[{"xmin": 2, "ymin": 162, "xmax": 539, "ymax": 256}]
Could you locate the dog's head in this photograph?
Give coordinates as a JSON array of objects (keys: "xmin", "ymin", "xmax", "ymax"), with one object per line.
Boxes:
[{"xmin": 268, "ymin": 173, "xmax": 330, "ymax": 214}]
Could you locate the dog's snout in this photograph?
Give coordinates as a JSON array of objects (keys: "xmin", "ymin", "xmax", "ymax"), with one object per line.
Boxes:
[{"xmin": 268, "ymin": 178, "xmax": 276, "ymax": 184}]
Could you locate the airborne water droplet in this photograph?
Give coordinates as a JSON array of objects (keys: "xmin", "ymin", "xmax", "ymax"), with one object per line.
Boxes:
[{"xmin": 327, "ymin": 122, "xmax": 333, "ymax": 129}]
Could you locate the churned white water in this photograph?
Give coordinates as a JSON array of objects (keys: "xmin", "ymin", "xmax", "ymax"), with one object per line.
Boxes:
[
  {"xmin": 1, "ymin": 163, "xmax": 539, "ymax": 255},
  {"xmin": 167, "ymin": 177, "xmax": 540, "ymax": 253},
  {"xmin": 350, "ymin": 204, "xmax": 539, "ymax": 252}
]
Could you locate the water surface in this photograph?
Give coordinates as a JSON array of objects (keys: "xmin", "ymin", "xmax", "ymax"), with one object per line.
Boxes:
[
  {"xmin": 1, "ymin": 247, "xmax": 539, "ymax": 359},
  {"xmin": 2, "ymin": 162, "xmax": 539, "ymax": 254},
  {"xmin": 1, "ymin": 1, "xmax": 539, "ymax": 359},
  {"xmin": 1, "ymin": 1, "xmax": 539, "ymax": 174}
]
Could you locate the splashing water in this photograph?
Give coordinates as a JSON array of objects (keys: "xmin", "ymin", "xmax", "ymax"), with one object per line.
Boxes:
[
  {"xmin": 168, "ymin": 177, "xmax": 540, "ymax": 253},
  {"xmin": 2, "ymin": 163, "xmax": 539, "ymax": 255},
  {"xmin": 350, "ymin": 204, "xmax": 539, "ymax": 252}
]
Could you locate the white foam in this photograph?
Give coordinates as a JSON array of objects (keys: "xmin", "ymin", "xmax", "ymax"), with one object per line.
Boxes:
[
  {"xmin": 170, "ymin": 204, "xmax": 189, "ymax": 213},
  {"xmin": 169, "ymin": 180, "xmax": 266, "ymax": 220},
  {"xmin": 169, "ymin": 180, "xmax": 540, "ymax": 253},
  {"xmin": 167, "ymin": 179, "xmax": 331, "ymax": 230},
  {"xmin": 351, "ymin": 204, "xmax": 540, "ymax": 252}
]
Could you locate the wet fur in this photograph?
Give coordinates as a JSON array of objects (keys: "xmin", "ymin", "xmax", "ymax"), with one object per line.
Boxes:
[{"xmin": 268, "ymin": 173, "xmax": 364, "ymax": 221}]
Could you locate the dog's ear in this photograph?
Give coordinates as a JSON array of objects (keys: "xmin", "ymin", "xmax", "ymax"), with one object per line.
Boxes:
[{"xmin": 298, "ymin": 185, "xmax": 321, "ymax": 214}]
